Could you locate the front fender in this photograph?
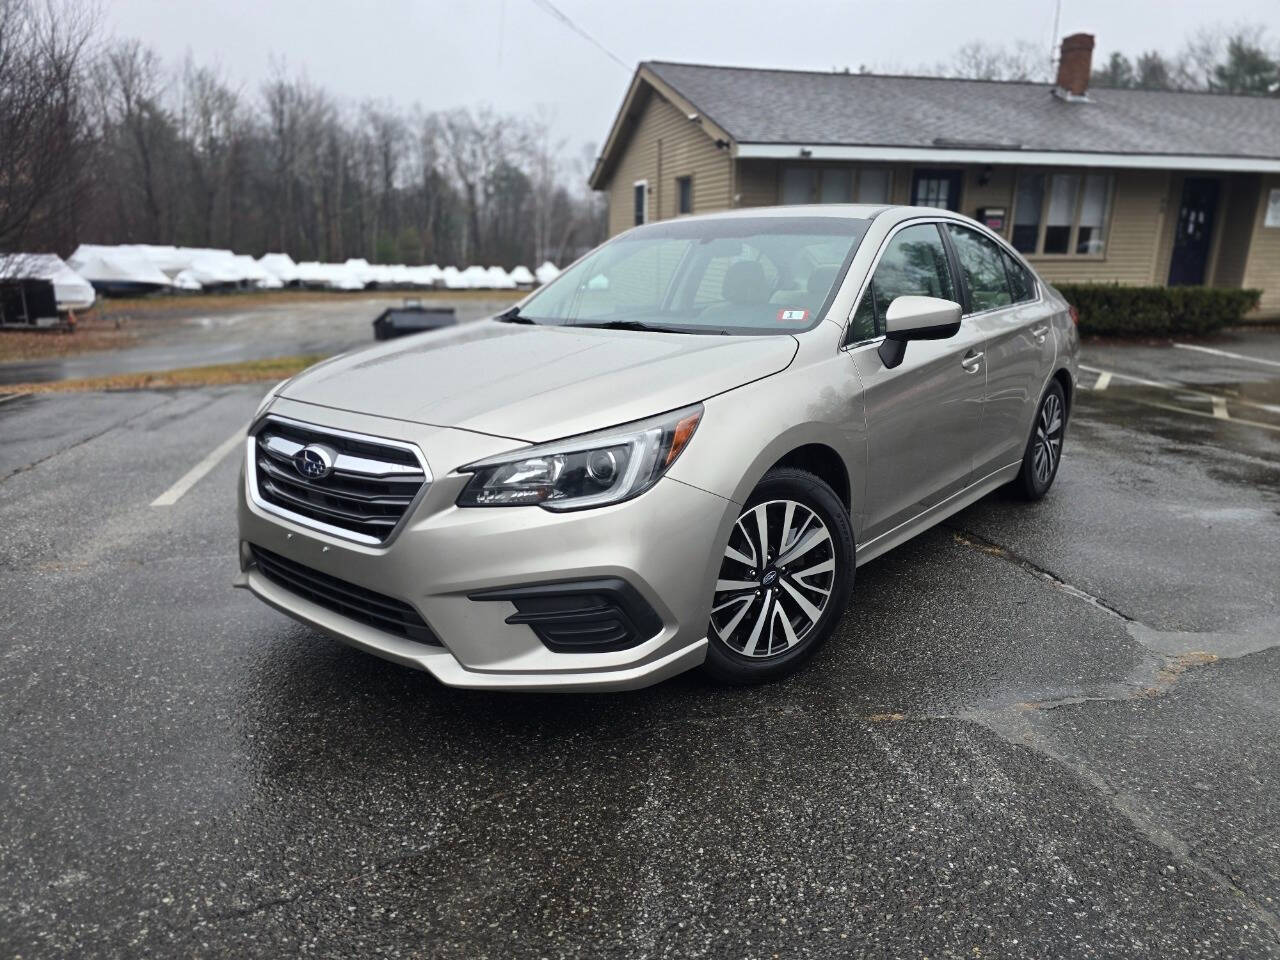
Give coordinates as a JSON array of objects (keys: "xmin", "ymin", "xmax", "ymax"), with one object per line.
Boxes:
[{"xmin": 667, "ymin": 353, "xmax": 868, "ymax": 533}]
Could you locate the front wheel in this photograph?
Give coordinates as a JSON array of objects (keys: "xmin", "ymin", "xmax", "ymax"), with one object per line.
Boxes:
[
  {"xmin": 1013, "ymin": 379, "xmax": 1067, "ymax": 501},
  {"xmin": 701, "ymin": 468, "xmax": 855, "ymax": 685}
]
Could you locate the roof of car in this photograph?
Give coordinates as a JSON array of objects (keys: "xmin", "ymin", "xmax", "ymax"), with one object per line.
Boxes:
[
  {"xmin": 657, "ymin": 204, "xmax": 888, "ymax": 221},
  {"xmin": 641, "ymin": 204, "xmax": 973, "ymax": 225},
  {"xmin": 643, "ymin": 60, "xmax": 1280, "ymax": 160}
]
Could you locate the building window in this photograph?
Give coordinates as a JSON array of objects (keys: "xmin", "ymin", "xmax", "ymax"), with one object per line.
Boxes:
[
  {"xmin": 781, "ymin": 166, "xmax": 891, "ymax": 205},
  {"xmin": 676, "ymin": 176, "xmax": 693, "ymax": 215},
  {"xmin": 633, "ymin": 180, "xmax": 648, "ymax": 226},
  {"xmin": 857, "ymin": 168, "xmax": 890, "ymax": 203},
  {"xmin": 1012, "ymin": 171, "xmax": 1112, "ymax": 256}
]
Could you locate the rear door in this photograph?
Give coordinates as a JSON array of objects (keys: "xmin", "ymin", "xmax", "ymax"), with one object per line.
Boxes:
[
  {"xmin": 846, "ymin": 221, "xmax": 987, "ymax": 544},
  {"xmin": 943, "ymin": 222, "xmax": 1055, "ymax": 478}
]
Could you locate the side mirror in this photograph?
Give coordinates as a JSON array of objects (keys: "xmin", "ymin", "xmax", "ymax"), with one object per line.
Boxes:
[{"xmin": 878, "ymin": 295, "xmax": 963, "ymax": 369}]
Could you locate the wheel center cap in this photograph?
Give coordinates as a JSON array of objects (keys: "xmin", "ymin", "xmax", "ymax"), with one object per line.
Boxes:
[{"xmin": 760, "ymin": 568, "xmax": 779, "ymax": 587}]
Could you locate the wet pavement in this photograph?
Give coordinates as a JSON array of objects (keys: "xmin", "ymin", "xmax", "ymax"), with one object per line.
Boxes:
[
  {"xmin": 0, "ymin": 295, "xmax": 517, "ymax": 386},
  {"xmin": 1, "ymin": 331, "xmax": 1279, "ymax": 957}
]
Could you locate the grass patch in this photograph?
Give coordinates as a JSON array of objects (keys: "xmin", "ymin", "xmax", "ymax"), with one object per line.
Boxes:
[
  {"xmin": 0, "ymin": 324, "xmax": 138, "ymax": 362},
  {"xmin": 4, "ymin": 353, "xmax": 327, "ymax": 394}
]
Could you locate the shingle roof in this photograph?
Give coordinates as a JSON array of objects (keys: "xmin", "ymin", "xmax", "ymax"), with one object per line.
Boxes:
[{"xmin": 644, "ymin": 61, "xmax": 1280, "ymax": 160}]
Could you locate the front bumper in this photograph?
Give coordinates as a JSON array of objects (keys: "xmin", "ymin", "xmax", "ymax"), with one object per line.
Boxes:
[{"xmin": 236, "ymin": 399, "xmax": 735, "ymax": 691}]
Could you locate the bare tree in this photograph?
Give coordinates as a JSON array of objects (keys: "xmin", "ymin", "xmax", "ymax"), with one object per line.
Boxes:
[
  {"xmin": 97, "ymin": 39, "xmax": 171, "ymax": 239},
  {"xmin": 178, "ymin": 56, "xmax": 240, "ymax": 246},
  {"xmin": 5, "ymin": 4, "xmax": 607, "ymax": 268},
  {"xmin": 945, "ymin": 40, "xmax": 1051, "ymax": 82},
  {"xmin": 0, "ymin": 0, "xmax": 96, "ymax": 253}
]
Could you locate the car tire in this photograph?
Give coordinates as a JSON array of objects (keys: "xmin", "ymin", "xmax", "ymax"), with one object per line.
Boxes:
[
  {"xmin": 1013, "ymin": 379, "xmax": 1068, "ymax": 501},
  {"xmin": 701, "ymin": 467, "xmax": 855, "ymax": 685}
]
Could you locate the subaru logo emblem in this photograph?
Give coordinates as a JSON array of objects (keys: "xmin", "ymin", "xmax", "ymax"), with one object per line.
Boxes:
[
  {"xmin": 294, "ymin": 443, "xmax": 335, "ymax": 480},
  {"xmin": 761, "ymin": 569, "xmax": 779, "ymax": 587}
]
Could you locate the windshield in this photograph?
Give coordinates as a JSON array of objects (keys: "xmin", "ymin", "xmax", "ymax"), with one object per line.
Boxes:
[{"xmin": 516, "ymin": 216, "xmax": 870, "ymax": 335}]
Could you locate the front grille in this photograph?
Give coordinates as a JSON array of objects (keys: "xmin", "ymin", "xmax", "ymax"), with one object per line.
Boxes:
[
  {"xmin": 250, "ymin": 546, "xmax": 441, "ymax": 646},
  {"xmin": 252, "ymin": 416, "xmax": 428, "ymax": 543}
]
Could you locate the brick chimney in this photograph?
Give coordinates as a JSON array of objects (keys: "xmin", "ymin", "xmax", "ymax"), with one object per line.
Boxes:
[{"xmin": 1055, "ymin": 33, "xmax": 1095, "ymax": 99}]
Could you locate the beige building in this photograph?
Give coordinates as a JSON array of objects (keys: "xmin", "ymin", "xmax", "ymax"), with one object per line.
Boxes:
[{"xmin": 589, "ymin": 35, "xmax": 1280, "ymax": 316}]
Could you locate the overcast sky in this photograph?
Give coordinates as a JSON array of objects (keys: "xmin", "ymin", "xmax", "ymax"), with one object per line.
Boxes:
[{"xmin": 105, "ymin": 0, "xmax": 1276, "ymax": 157}]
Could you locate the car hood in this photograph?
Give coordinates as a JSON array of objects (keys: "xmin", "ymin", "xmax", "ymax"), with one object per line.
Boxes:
[{"xmin": 278, "ymin": 321, "xmax": 799, "ymax": 443}]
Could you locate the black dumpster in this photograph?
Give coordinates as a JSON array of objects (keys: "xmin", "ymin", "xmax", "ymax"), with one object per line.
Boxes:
[{"xmin": 372, "ymin": 302, "xmax": 458, "ymax": 340}]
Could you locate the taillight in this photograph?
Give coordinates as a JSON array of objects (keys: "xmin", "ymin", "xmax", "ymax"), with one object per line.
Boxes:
[{"xmin": 1068, "ymin": 305, "xmax": 1079, "ymax": 326}]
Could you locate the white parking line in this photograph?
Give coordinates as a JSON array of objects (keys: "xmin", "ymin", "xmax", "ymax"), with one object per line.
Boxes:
[
  {"xmin": 1124, "ymin": 397, "xmax": 1280, "ymax": 433},
  {"xmin": 1173, "ymin": 342, "xmax": 1280, "ymax": 369},
  {"xmin": 0, "ymin": 391, "xmax": 32, "ymax": 406},
  {"xmin": 1212, "ymin": 396, "xmax": 1229, "ymax": 420},
  {"xmin": 1080, "ymin": 363, "xmax": 1279, "ymax": 416},
  {"xmin": 1079, "ymin": 364, "xmax": 1169, "ymax": 389},
  {"xmin": 151, "ymin": 430, "xmax": 244, "ymax": 507},
  {"xmin": 1092, "ymin": 371, "xmax": 1111, "ymax": 391}
]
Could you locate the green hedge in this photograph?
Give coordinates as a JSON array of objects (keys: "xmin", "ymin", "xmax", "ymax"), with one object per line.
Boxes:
[{"xmin": 1053, "ymin": 283, "xmax": 1262, "ymax": 337}]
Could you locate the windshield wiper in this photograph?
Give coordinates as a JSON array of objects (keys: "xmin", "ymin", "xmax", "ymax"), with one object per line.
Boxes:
[
  {"xmin": 568, "ymin": 319, "xmax": 698, "ymax": 334},
  {"xmin": 495, "ymin": 306, "xmax": 536, "ymax": 324}
]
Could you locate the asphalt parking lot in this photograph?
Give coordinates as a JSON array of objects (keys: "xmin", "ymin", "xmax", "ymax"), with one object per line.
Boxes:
[
  {"xmin": 0, "ymin": 293, "xmax": 518, "ymax": 386},
  {"xmin": 2, "ymin": 327, "xmax": 1279, "ymax": 958}
]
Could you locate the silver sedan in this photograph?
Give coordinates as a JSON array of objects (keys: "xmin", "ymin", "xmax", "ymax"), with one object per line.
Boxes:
[{"xmin": 236, "ymin": 205, "xmax": 1078, "ymax": 689}]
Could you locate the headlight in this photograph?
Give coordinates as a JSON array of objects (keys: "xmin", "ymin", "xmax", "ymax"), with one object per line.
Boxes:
[
  {"xmin": 252, "ymin": 378, "xmax": 291, "ymax": 421},
  {"xmin": 457, "ymin": 404, "xmax": 703, "ymax": 510}
]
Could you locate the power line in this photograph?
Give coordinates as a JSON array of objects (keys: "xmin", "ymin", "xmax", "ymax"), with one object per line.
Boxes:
[{"xmin": 526, "ymin": 0, "xmax": 631, "ymax": 72}]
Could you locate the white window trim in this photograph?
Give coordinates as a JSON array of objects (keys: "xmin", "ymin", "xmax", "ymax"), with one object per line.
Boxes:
[{"xmin": 633, "ymin": 179, "xmax": 649, "ymax": 225}]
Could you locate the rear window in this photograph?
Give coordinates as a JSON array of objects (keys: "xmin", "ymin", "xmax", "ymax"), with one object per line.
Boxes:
[{"xmin": 519, "ymin": 216, "xmax": 871, "ymax": 335}]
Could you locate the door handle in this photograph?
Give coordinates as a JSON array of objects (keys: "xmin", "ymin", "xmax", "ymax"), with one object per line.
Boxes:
[
  {"xmin": 960, "ymin": 350, "xmax": 984, "ymax": 372},
  {"xmin": 1031, "ymin": 324, "xmax": 1049, "ymax": 342}
]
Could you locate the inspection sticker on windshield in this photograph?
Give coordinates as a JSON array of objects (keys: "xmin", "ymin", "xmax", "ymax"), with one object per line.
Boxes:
[{"xmin": 777, "ymin": 309, "xmax": 809, "ymax": 322}]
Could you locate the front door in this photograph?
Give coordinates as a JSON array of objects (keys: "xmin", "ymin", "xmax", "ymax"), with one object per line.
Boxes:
[
  {"xmin": 911, "ymin": 169, "xmax": 963, "ymax": 211},
  {"xmin": 1168, "ymin": 177, "xmax": 1220, "ymax": 286},
  {"xmin": 845, "ymin": 221, "xmax": 985, "ymax": 544}
]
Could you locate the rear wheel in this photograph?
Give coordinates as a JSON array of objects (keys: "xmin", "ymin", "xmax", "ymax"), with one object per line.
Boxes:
[
  {"xmin": 1013, "ymin": 380, "xmax": 1067, "ymax": 501},
  {"xmin": 701, "ymin": 468, "xmax": 854, "ymax": 684}
]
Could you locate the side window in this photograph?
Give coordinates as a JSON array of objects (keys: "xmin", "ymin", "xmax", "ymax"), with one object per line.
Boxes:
[
  {"xmin": 1002, "ymin": 250, "xmax": 1035, "ymax": 304},
  {"xmin": 946, "ymin": 224, "xmax": 1013, "ymax": 313},
  {"xmin": 848, "ymin": 223, "xmax": 955, "ymax": 340}
]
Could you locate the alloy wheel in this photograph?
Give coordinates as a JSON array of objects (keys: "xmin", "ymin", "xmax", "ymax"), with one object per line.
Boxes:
[
  {"xmin": 1032, "ymin": 392, "xmax": 1064, "ymax": 487},
  {"xmin": 710, "ymin": 499, "xmax": 836, "ymax": 659}
]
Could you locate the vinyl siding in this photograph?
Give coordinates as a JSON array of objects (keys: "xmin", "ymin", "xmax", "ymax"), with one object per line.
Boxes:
[
  {"xmin": 962, "ymin": 166, "xmax": 1016, "ymax": 223},
  {"xmin": 603, "ymin": 91, "xmax": 731, "ymax": 236},
  {"xmin": 1242, "ymin": 174, "xmax": 1280, "ymax": 316},
  {"xmin": 1213, "ymin": 174, "xmax": 1260, "ymax": 289},
  {"xmin": 736, "ymin": 159, "xmax": 779, "ymax": 206}
]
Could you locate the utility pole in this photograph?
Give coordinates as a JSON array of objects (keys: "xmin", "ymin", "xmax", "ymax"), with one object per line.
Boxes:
[{"xmin": 1049, "ymin": 0, "xmax": 1063, "ymax": 76}]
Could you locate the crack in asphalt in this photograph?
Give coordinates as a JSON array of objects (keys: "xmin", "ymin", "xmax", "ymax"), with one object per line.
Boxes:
[
  {"xmin": 0, "ymin": 393, "xmax": 179, "ymax": 485},
  {"xmin": 966, "ymin": 704, "xmax": 1280, "ymax": 943},
  {"xmin": 947, "ymin": 526, "xmax": 1136, "ymax": 623},
  {"xmin": 944, "ymin": 525, "xmax": 1280, "ymax": 943}
]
